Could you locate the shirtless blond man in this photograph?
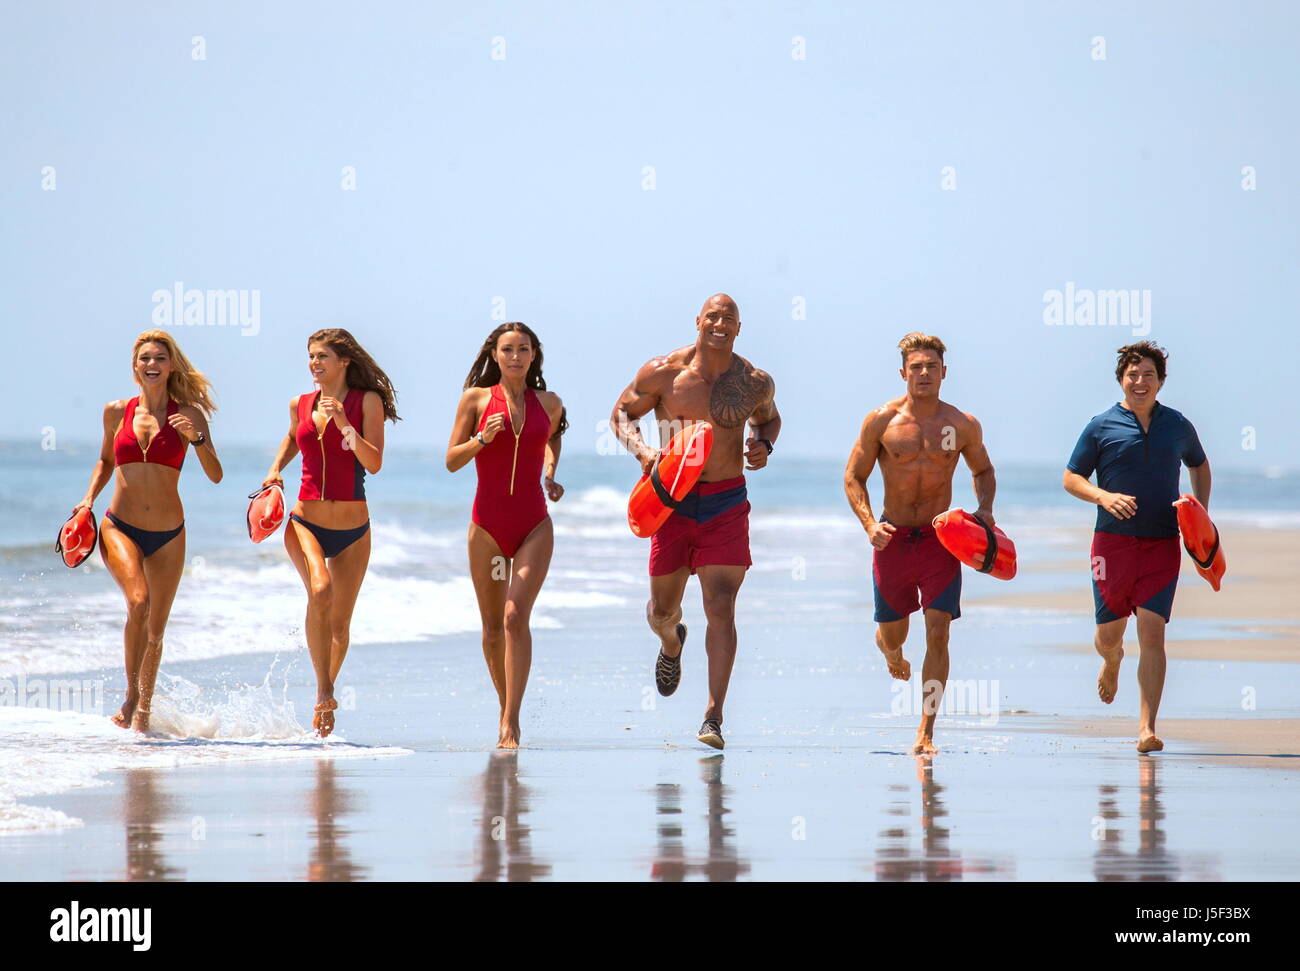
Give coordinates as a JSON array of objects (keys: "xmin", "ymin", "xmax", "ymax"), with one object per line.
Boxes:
[
  {"xmin": 611, "ymin": 293, "xmax": 780, "ymax": 750},
  {"xmin": 844, "ymin": 333, "xmax": 997, "ymax": 755}
]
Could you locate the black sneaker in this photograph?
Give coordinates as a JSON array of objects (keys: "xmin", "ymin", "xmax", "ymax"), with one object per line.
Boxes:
[
  {"xmin": 655, "ymin": 623, "xmax": 687, "ymax": 697},
  {"xmin": 697, "ymin": 718, "xmax": 724, "ymax": 750}
]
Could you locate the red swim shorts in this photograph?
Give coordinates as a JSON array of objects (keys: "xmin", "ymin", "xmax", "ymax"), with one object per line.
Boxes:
[
  {"xmin": 872, "ymin": 522, "xmax": 962, "ymax": 622},
  {"xmin": 649, "ymin": 476, "xmax": 751, "ymax": 576},
  {"xmin": 1090, "ymin": 531, "xmax": 1181, "ymax": 623}
]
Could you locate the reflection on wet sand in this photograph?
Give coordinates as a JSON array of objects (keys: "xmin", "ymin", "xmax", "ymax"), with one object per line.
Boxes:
[
  {"xmin": 308, "ymin": 760, "xmax": 367, "ymax": 882},
  {"xmin": 1093, "ymin": 757, "xmax": 1216, "ymax": 881},
  {"xmin": 651, "ymin": 755, "xmax": 751, "ymax": 882},
  {"xmin": 123, "ymin": 768, "xmax": 183, "ymax": 881},
  {"xmin": 874, "ymin": 757, "xmax": 1011, "ymax": 881},
  {"xmin": 474, "ymin": 751, "xmax": 550, "ymax": 882}
]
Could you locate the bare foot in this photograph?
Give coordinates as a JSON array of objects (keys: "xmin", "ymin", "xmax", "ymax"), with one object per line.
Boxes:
[
  {"xmin": 314, "ymin": 698, "xmax": 338, "ymax": 738},
  {"xmin": 497, "ymin": 721, "xmax": 520, "ymax": 750},
  {"xmin": 1097, "ymin": 652, "xmax": 1122, "ymax": 704},
  {"xmin": 112, "ymin": 692, "xmax": 139, "ymax": 729},
  {"xmin": 1137, "ymin": 732, "xmax": 1164, "ymax": 754},
  {"xmin": 130, "ymin": 706, "xmax": 151, "ymax": 733},
  {"xmin": 881, "ymin": 646, "xmax": 911, "ymax": 681},
  {"xmin": 911, "ymin": 732, "xmax": 938, "ymax": 756}
]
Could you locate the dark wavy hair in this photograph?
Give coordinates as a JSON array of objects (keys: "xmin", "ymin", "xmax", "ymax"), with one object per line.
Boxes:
[
  {"xmin": 1115, "ymin": 341, "xmax": 1167, "ymax": 384},
  {"xmin": 308, "ymin": 328, "xmax": 401, "ymax": 421},
  {"xmin": 463, "ymin": 322, "xmax": 566, "ymax": 436}
]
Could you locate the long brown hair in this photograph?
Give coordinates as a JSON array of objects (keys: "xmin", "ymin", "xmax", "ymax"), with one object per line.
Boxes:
[
  {"xmin": 308, "ymin": 328, "xmax": 400, "ymax": 421},
  {"xmin": 132, "ymin": 330, "xmax": 217, "ymax": 417},
  {"xmin": 463, "ymin": 322, "xmax": 566, "ymax": 436}
]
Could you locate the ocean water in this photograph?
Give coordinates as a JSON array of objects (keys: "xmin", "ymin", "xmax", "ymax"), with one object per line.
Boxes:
[{"xmin": 1, "ymin": 440, "xmax": 1297, "ymax": 840}]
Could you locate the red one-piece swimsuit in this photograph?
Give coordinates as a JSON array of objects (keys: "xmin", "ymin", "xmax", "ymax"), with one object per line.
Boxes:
[{"xmin": 471, "ymin": 385, "xmax": 550, "ymax": 557}]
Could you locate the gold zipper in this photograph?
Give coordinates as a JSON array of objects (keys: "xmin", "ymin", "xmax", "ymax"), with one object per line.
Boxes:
[
  {"xmin": 505, "ymin": 388, "xmax": 524, "ymax": 496},
  {"xmin": 135, "ymin": 399, "xmax": 152, "ymax": 463},
  {"xmin": 317, "ymin": 392, "xmax": 327, "ymax": 499}
]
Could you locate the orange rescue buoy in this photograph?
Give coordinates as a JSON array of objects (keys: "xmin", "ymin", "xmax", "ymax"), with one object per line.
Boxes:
[
  {"xmin": 1173, "ymin": 494, "xmax": 1225, "ymax": 591},
  {"xmin": 932, "ymin": 508, "xmax": 1017, "ymax": 580},
  {"xmin": 55, "ymin": 506, "xmax": 98, "ymax": 568},
  {"xmin": 628, "ymin": 422, "xmax": 714, "ymax": 538},
  {"xmin": 247, "ymin": 485, "xmax": 286, "ymax": 543}
]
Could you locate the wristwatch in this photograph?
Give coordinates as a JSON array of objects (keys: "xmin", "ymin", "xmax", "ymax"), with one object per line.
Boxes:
[
  {"xmin": 193, "ymin": 432, "xmax": 207, "ymax": 447},
  {"xmin": 758, "ymin": 438, "xmax": 774, "ymax": 455},
  {"xmin": 475, "ymin": 431, "xmax": 487, "ymax": 446}
]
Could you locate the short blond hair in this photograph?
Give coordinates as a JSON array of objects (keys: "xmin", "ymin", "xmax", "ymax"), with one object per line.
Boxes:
[{"xmin": 898, "ymin": 332, "xmax": 946, "ymax": 365}]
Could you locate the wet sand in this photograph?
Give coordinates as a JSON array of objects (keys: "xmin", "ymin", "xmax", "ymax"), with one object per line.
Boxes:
[
  {"xmin": 1033, "ymin": 717, "xmax": 1300, "ymax": 772},
  {"xmin": 2, "ymin": 523, "xmax": 1296, "ymax": 880},
  {"xmin": 5, "ymin": 719, "xmax": 1297, "ymax": 881}
]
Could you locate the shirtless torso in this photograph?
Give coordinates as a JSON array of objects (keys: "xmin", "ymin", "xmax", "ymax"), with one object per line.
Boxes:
[
  {"xmin": 848, "ymin": 394, "xmax": 992, "ymax": 532},
  {"xmin": 609, "ymin": 292, "xmax": 781, "ymax": 749},
  {"xmin": 845, "ymin": 341, "xmax": 997, "ymax": 755},
  {"xmin": 614, "ymin": 345, "xmax": 778, "ymax": 481}
]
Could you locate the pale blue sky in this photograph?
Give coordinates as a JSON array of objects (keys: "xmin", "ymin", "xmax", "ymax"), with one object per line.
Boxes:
[{"xmin": 3, "ymin": 1, "xmax": 1297, "ymax": 468}]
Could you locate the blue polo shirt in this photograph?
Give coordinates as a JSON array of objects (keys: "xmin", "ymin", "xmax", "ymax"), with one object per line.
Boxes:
[{"xmin": 1067, "ymin": 402, "xmax": 1206, "ymax": 538}]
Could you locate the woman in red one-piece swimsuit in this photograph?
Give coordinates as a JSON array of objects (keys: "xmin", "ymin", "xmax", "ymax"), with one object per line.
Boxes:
[{"xmin": 446, "ymin": 322, "xmax": 567, "ymax": 749}]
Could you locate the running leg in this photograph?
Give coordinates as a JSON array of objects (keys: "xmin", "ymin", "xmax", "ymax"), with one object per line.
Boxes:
[{"xmin": 1134, "ymin": 607, "xmax": 1167, "ymax": 753}]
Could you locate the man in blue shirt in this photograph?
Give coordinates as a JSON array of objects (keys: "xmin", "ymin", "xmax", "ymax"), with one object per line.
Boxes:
[{"xmin": 1063, "ymin": 342, "xmax": 1212, "ymax": 753}]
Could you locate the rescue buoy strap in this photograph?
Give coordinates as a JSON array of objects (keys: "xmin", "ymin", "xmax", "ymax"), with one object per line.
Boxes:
[
  {"xmin": 649, "ymin": 458, "xmax": 680, "ymax": 510},
  {"xmin": 974, "ymin": 513, "xmax": 999, "ymax": 574},
  {"xmin": 1184, "ymin": 525, "xmax": 1220, "ymax": 571}
]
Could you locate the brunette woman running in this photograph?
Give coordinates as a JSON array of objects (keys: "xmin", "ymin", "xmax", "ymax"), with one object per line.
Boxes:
[
  {"xmin": 75, "ymin": 330, "xmax": 223, "ymax": 732},
  {"xmin": 263, "ymin": 329, "xmax": 399, "ymax": 737},
  {"xmin": 446, "ymin": 323, "xmax": 567, "ymax": 749}
]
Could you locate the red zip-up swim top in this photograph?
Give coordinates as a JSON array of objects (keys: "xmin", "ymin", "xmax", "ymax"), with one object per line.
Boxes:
[
  {"xmin": 113, "ymin": 396, "xmax": 187, "ymax": 470},
  {"xmin": 296, "ymin": 388, "xmax": 366, "ymax": 501}
]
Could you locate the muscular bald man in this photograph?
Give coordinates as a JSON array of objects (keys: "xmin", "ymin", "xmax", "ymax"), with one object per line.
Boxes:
[{"xmin": 611, "ymin": 294, "xmax": 781, "ymax": 750}]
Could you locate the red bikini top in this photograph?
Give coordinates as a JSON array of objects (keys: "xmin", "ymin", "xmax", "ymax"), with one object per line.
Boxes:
[{"xmin": 113, "ymin": 396, "xmax": 187, "ymax": 470}]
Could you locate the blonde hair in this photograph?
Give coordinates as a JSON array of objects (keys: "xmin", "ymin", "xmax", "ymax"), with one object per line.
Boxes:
[
  {"xmin": 897, "ymin": 332, "xmax": 947, "ymax": 365},
  {"xmin": 132, "ymin": 330, "xmax": 217, "ymax": 416}
]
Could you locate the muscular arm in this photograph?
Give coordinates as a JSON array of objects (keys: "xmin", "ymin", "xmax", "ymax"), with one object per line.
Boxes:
[
  {"xmin": 1188, "ymin": 458, "xmax": 1212, "ymax": 511},
  {"xmin": 960, "ymin": 416, "xmax": 996, "ymax": 523},
  {"xmin": 743, "ymin": 370, "xmax": 780, "ymax": 470},
  {"xmin": 844, "ymin": 412, "xmax": 887, "ymax": 532},
  {"xmin": 264, "ymin": 398, "xmax": 301, "ymax": 487},
  {"xmin": 78, "ymin": 402, "xmax": 122, "ymax": 509},
  {"xmin": 610, "ymin": 358, "xmax": 670, "ymax": 472}
]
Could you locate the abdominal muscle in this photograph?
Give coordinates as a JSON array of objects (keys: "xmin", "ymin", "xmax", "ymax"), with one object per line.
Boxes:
[
  {"xmin": 108, "ymin": 465, "xmax": 184, "ymax": 529},
  {"xmin": 878, "ymin": 460, "xmax": 956, "ymax": 527}
]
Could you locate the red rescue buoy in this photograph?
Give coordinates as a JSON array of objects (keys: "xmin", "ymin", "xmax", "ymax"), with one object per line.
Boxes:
[
  {"xmin": 55, "ymin": 506, "xmax": 99, "ymax": 568},
  {"xmin": 628, "ymin": 422, "xmax": 714, "ymax": 538},
  {"xmin": 932, "ymin": 508, "xmax": 1017, "ymax": 581},
  {"xmin": 1173, "ymin": 494, "xmax": 1225, "ymax": 591},
  {"xmin": 247, "ymin": 485, "xmax": 286, "ymax": 543}
]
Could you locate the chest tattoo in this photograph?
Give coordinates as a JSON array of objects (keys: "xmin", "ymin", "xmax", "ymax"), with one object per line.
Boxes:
[{"xmin": 709, "ymin": 358, "xmax": 767, "ymax": 430}]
